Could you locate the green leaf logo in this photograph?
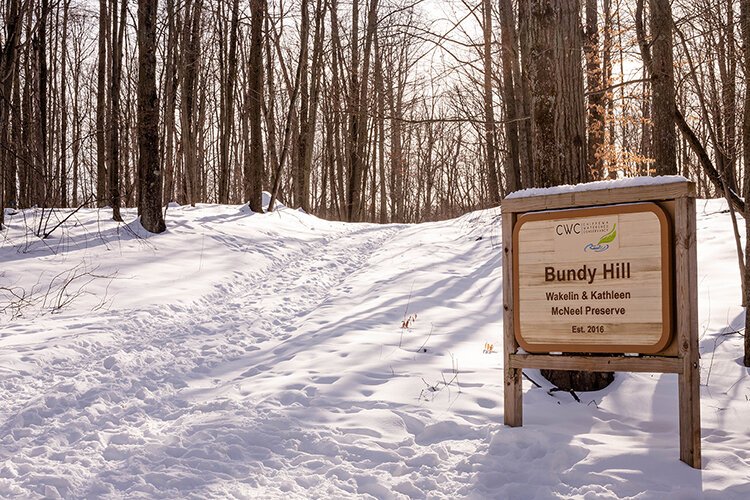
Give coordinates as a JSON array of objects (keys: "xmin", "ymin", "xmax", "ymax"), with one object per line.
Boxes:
[{"xmin": 597, "ymin": 224, "xmax": 617, "ymax": 245}]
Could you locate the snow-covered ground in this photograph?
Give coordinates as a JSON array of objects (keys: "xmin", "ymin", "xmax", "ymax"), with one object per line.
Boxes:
[{"xmin": 0, "ymin": 198, "xmax": 748, "ymax": 499}]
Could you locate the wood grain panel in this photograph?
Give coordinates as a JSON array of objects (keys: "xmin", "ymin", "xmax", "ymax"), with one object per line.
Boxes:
[{"xmin": 513, "ymin": 203, "xmax": 672, "ymax": 353}]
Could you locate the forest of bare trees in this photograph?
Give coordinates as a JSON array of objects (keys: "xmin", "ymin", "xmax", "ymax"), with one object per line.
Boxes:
[{"xmin": 0, "ymin": 0, "xmax": 748, "ymax": 232}]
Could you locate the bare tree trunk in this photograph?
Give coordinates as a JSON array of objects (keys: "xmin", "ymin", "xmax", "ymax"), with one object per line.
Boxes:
[
  {"xmin": 527, "ymin": 0, "xmax": 609, "ymax": 391},
  {"xmin": 556, "ymin": 0, "xmax": 587, "ymax": 184},
  {"xmin": 19, "ymin": 11, "xmax": 33, "ymax": 207},
  {"xmin": 245, "ymin": 0, "xmax": 265, "ymax": 212},
  {"xmin": 163, "ymin": 0, "xmax": 177, "ymax": 204},
  {"xmin": 9, "ymin": 50, "xmax": 21, "ymax": 208},
  {"xmin": 517, "ymin": 0, "xmax": 534, "ymax": 186},
  {"xmin": 386, "ymin": 61, "xmax": 403, "ymax": 222},
  {"xmin": 0, "ymin": 0, "xmax": 23, "ymax": 228},
  {"xmin": 72, "ymin": 59, "xmax": 80, "ymax": 206},
  {"xmin": 602, "ymin": 0, "xmax": 615, "ymax": 178},
  {"xmin": 263, "ymin": 6, "xmax": 280, "ymax": 204},
  {"xmin": 649, "ymin": 0, "xmax": 677, "ymax": 175},
  {"xmin": 218, "ymin": 0, "xmax": 240, "ymax": 204},
  {"xmin": 329, "ymin": 0, "xmax": 347, "ymax": 219},
  {"xmin": 585, "ymin": 0, "xmax": 604, "ymax": 178},
  {"xmin": 741, "ymin": 0, "xmax": 750, "ymax": 367},
  {"xmin": 58, "ymin": 0, "xmax": 70, "ymax": 208},
  {"xmin": 179, "ymin": 0, "xmax": 202, "ymax": 206},
  {"xmin": 347, "ymin": 0, "xmax": 361, "ymax": 221},
  {"xmin": 109, "ymin": 0, "xmax": 126, "ymax": 221},
  {"xmin": 348, "ymin": 0, "xmax": 379, "ymax": 221},
  {"xmin": 305, "ymin": 0, "xmax": 326, "ymax": 211},
  {"xmin": 295, "ymin": 0, "xmax": 311, "ymax": 210},
  {"xmin": 482, "ymin": 0, "xmax": 500, "ymax": 203},
  {"xmin": 375, "ymin": 31, "xmax": 387, "ymax": 223},
  {"xmin": 498, "ymin": 0, "xmax": 522, "ymax": 193},
  {"xmin": 527, "ymin": 0, "xmax": 558, "ymax": 187},
  {"xmin": 634, "ymin": 0, "xmax": 739, "ymax": 212},
  {"xmin": 137, "ymin": 0, "xmax": 166, "ymax": 232},
  {"xmin": 39, "ymin": 0, "xmax": 50, "ymax": 205}
]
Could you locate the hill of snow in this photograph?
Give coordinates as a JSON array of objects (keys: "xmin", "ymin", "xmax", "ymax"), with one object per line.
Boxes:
[{"xmin": 0, "ymin": 200, "xmax": 748, "ymax": 498}]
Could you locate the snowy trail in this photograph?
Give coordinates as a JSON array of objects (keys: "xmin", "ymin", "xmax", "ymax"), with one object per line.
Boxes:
[
  {"xmin": 1, "ymin": 202, "xmax": 749, "ymax": 498},
  {"xmin": 0, "ymin": 218, "xmax": 410, "ymax": 497}
]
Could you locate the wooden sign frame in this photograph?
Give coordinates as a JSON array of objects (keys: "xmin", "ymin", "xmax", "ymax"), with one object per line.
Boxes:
[{"xmin": 501, "ymin": 180, "xmax": 701, "ymax": 469}]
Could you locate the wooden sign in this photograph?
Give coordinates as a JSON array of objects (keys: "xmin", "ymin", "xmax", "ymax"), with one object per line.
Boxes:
[
  {"xmin": 513, "ymin": 203, "xmax": 672, "ymax": 353},
  {"xmin": 501, "ymin": 180, "xmax": 701, "ymax": 469}
]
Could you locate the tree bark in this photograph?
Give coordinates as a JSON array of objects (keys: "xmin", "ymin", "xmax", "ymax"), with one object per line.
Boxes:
[
  {"xmin": 179, "ymin": 0, "xmax": 202, "ymax": 206},
  {"xmin": 528, "ymin": 0, "xmax": 558, "ymax": 187},
  {"xmin": 585, "ymin": 0, "xmax": 605, "ymax": 178},
  {"xmin": 482, "ymin": 0, "xmax": 500, "ymax": 202},
  {"xmin": 109, "ymin": 0, "xmax": 126, "ymax": 221},
  {"xmin": 555, "ymin": 0, "xmax": 588, "ymax": 184},
  {"xmin": 375, "ymin": 31, "xmax": 387, "ymax": 223},
  {"xmin": 296, "ymin": 0, "xmax": 311, "ymax": 210},
  {"xmin": 526, "ymin": 0, "xmax": 607, "ymax": 391},
  {"xmin": 649, "ymin": 0, "xmax": 677, "ymax": 175},
  {"xmin": 245, "ymin": 0, "xmax": 265, "ymax": 212},
  {"xmin": 218, "ymin": 0, "xmax": 240, "ymax": 204},
  {"xmin": 40, "ymin": 0, "xmax": 50, "ymax": 205},
  {"xmin": 137, "ymin": 0, "xmax": 166, "ymax": 233},
  {"xmin": 163, "ymin": 0, "xmax": 178, "ymax": 204},
  {"xmin": 740, "ymin": 0, "xmax": 750, "ymax": 367},
  {"xmin": 0, "ymin": 0, "xmax": 23, "ymax": 227},
  {"xmin": 498, "ymin": 0, "xmax": 522, "ymax": 193},
  {"xmin": 347, "ymin": 0, "xmax": 361, "ymax": 221},
  {"xmin": 59, "ymin": 0, "xmax": 70, "ymax": 208}
]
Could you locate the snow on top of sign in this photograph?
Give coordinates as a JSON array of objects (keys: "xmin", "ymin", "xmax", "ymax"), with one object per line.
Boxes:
[{"xmin": 505, "ymin": 175, "xmax": 689, "ymax": 199}]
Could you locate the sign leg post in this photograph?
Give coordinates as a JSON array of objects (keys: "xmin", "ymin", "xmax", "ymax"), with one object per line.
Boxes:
[
  {"xmin": 676, "ymin": 196, "xmax": 701, "ymax": 468},
  {"xmin": 504, "ymin": 362, "xmax": 522, "ymax": 427},
  {"xmin": 503, "ymin": 212, "xmax": 522, "ymax": 426}
]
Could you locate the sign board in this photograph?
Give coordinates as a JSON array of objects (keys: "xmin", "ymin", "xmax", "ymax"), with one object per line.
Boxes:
[
  {"xmin": 513, "ymin": 203, "xmax": 672, "ymax": 353},
  {"xmin": 501, "ymin": 180, "xmax": 700, "ymax": 469}
]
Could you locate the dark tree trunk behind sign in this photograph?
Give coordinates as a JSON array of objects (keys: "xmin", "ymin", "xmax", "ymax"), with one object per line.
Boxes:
[
  {"xmin": 528, "ymin": 0, "xmax": 558, "ymax": 187},
  {"xmin": 527, "ymin": 0, "xmax": 590, "ymax": 186},
  {"xmin": 555, "ymin": 0, "xmax": 588, "ymax": 185},
  {"xmin": 649, "ymin": 0, "xmax": 677, "ymax": 175},
  {"xmin": 137, "ymin": 0, "xmax": 166, "ymax": 233},
  {"xmin": 526, "ymin": 0, "xmax": 610, "ymax": 391},
  {"xmin": 585, "ymin": 0, "xmax": 605, "ymax": 178}
]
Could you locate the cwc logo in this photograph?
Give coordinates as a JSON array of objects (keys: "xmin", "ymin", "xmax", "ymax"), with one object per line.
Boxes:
[
  {"xmin": 584, "ymin": 224, "xmax": 617, "ymax": 252},
  {"xmin": 555, "ymin": 223, "xmax": 581, "ymax": 235}
]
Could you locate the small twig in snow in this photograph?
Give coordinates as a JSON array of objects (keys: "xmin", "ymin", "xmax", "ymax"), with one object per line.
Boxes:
[
  {"xmin": 523, "ymin": 372, "xmax": 542, "ymax": 388},
  {"xmin": 548, "ymin": 387, "xmax": 581, "ymax": 403},
  {"xmin": 416, "ymin": 323, "xmax": 433, "ymax": 353}
]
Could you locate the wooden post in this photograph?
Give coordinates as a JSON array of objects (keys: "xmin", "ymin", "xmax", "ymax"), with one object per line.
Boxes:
[
  {"xmin": 503, "ymin": 211, "xmax": 522, "ymax": 426},
  {"xmin": 675, "ymin": 196, "xmax": 701, "ymax": 468}
]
